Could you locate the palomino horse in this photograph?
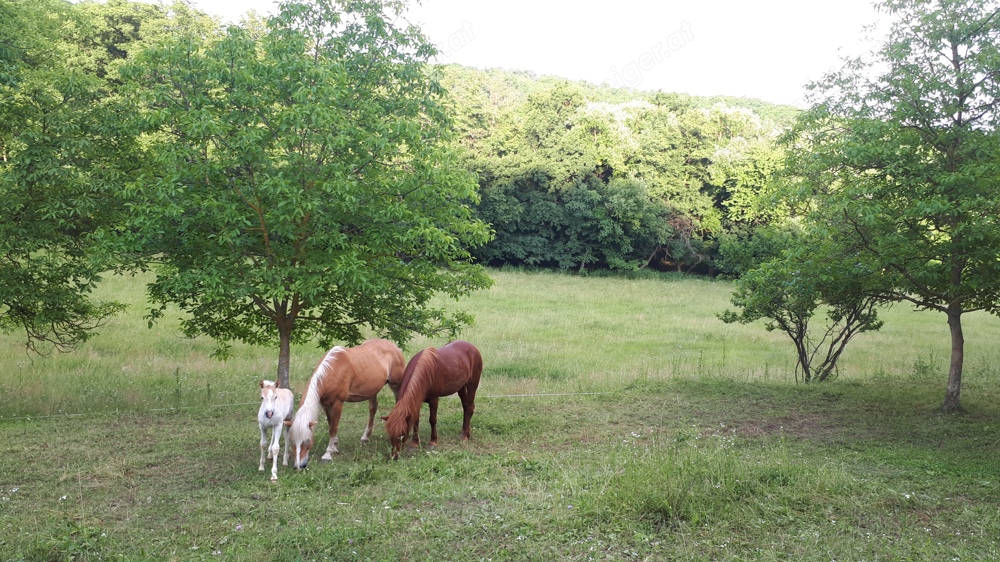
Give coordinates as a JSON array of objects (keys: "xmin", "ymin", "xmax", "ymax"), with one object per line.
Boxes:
[
  {"xmin": 382, "ymin": 340, "xmax": 483, "ymax": 460},
  {"xmin": 285, "ymin": 338, "xmax": 405, "ymax": 469},
  {"xmin": 258, "ymin": 379, "xmax": 294, "ymax": 481}
]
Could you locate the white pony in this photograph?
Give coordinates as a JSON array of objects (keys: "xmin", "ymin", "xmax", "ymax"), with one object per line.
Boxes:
[{"xmin": 258, "ymin": 379, "xmax": 294, "ymax": 481}]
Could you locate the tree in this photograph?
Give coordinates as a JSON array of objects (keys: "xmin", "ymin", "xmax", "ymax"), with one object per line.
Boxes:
[
  {"xmin": 0, "ymin": 0, "xmax": 142, "ymax": 353},
  {"xmin": 120, "ymin": 0, "xmax": 492, "ymax": 388},
  {"xmin": 720, "ymin": 233, "xmax": 885, "ymax": 383},
  {"xmin": 789, "ymin": 0, "xmax": 1000, "ymax": 410}
]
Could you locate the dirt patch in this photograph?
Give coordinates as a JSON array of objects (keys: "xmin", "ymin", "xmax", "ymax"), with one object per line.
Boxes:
[{"xmin": 726, "ymin": 411, "xmax": 842, "ymax": 441}]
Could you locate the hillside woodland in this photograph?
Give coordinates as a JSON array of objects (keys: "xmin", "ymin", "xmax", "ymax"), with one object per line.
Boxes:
[{"xmin": 438, "ymin": 64, "xmax": 798, "ymax": 274}]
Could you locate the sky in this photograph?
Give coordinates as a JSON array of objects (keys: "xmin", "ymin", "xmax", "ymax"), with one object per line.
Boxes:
[{"xmin": 188, "ymin": 0, "xmax": 890, "ymax": 107}]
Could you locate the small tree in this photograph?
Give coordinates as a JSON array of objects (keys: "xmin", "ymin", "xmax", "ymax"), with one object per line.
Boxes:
[
  {"xmin": 121, "ymin": 0, "xmax": 492, "ymax": 388},
  {"xmin": 720, "ymin": 238, "xmax": 885, "ymax": 383}
]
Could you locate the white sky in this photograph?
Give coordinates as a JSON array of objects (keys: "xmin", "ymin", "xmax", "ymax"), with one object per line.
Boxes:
[{"xmin": 189, "ymin": 0, "xmax": 890, "ymax": 107}]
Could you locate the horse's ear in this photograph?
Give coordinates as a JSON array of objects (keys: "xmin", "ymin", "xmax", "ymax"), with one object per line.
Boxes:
[
  {"xmin": 380, "ymin": 415, "xmax": 388, "ymax": 421},
  {"xmin": 283, "ymin": 420, "xmax": 292, "ymax": 427},
  {"xmin": 309, "ymin": 421, "xmax": 317, "ymax": 429},
  {"xmin": 260, "ymin": 379, "xmax": 265, "ymax": 388}
]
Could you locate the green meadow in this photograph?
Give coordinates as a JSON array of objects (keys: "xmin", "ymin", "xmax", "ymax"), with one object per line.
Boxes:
[{"xmin": 2, "ymin": 269, "xmax": 999, "ymax": 560}]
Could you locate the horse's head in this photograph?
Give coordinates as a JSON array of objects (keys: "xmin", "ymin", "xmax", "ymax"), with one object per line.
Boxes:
[
  {"xmin": 285, "ymin": 417, "xmax": 318, "ymax": 469},
  {"xmin": 382, "ymin": 413, "xmax": 412, "ymax": 460},
  {"xmin": 259, "ymin": 380, "xmax": 280, "ymax": 420}
]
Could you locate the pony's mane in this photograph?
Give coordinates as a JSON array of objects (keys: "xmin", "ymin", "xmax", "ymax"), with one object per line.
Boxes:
[
  {"xmin": 290, "ymin": 346, "xmax": 345, "ymax": 431},
  {"xmin": 385, "ymin": 347, "xmax": 437, "ymax": 440},
  {"xmin": 399, "ymin": 347, "xmax": 437, "ymax": 396}
]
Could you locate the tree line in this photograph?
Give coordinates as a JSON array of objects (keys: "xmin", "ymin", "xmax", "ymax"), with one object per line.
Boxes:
[
  {"xmin": 439, "ymin": 65, "xmax": 796, "ymax": 274},
  {"xmin": 3, "ymin": 0, "xmax": 999, "ymax": 412}
]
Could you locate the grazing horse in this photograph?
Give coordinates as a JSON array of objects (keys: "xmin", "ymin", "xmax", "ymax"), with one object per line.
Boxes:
[
  {"xmin": 382, "ymin": 340, "xmax": 483, "ymax": 460},
  {"xmin": 258, "ymin": 380, "xmax": 294, "ymax": 481},
  {"xmin": 285, "ymin": 339, "xmax": 405, "ymax": 469}
]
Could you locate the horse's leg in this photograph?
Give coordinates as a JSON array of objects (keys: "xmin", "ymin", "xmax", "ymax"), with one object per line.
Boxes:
[
  {"xmin": 458, "ymin": 386, "xmax": 477, "ymax": 441},
  {"xmin": 321, "ymin": 400, "xmax": 344, "ymax": 461},
  {"xmin": 269, "ymin": 423, "xmax": 282, "ymax": 481},
  {"xmin": 428, "ymin": 397, "xmax": 440, "ymax": 446},
  {"xmin": 259, "ymin": 424, "xmax": 268, "ymax": 472},
  {"xmin": 282, "ymin": 423, "xmax": 289, "ymax": 466},
  {"xmin": 409, "ymin": 408, "xmax": 422, "ymax": 450},
  {"xmin": 360, "ymin": 396, "xmax": 377, "ymax": 443}
]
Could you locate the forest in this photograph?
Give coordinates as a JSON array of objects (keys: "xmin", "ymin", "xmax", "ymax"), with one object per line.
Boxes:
[{"xmin": 436, "ymin": 64, "xmax": 799, "ymax": 275}]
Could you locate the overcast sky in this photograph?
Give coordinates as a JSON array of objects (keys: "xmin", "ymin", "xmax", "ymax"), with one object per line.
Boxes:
[{"xmin": 188, "ymin": 0, "xmax": 889, "ymax": 107}]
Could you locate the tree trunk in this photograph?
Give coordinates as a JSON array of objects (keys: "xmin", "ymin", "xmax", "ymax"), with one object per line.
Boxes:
[
  {"xmin": 942, "ymin": 305, "xmax": 964, "ymax": 413},
  {"xmin": 276, "ymin": 320, "xmax": 293, "ymax": 389}
]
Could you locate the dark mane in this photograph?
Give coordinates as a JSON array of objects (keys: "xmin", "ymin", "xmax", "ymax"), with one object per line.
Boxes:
[
  {"xmin": 385, "ymin": 347, "xmax": 438, "ymax": 441},
  {"xmin": 399, "ymin": 348, "xmax": 436, "ymax": 396},
  {"xmin": 382, "ymin": 340, "xmax": 482, "ymax": 459}
]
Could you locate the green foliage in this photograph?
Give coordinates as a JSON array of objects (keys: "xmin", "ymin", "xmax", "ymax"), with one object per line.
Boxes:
[
  {"xmin": 70, "ymin": 0, "xmax": 215, "ymax": 82},
  {"xmin": 692, "ymin": 94, "xmax": 802, "ymax": 127},
  {"xmin": 118, "ymin": 0, "xmax": 492, "ymax": 385},
  {"xmin": 474, "ymin": 173, "xmax": 668, "ymax": 270},
  {"xmin": 715, "ymin": 222, "xmax": 802, "ymax": 278},
  {"xmin": 710, "ymin": 133, "xmax": 787, "ymax": 226},
  {"xmin": 788, "ymin": 0, "xmax": 1000, "ymax": 409},
  {"xmin": 720, "ymin": 237, "xmax": 885, "ymax": 383},
  {"xmin": 0, "ymin": 0, "xmax": 146, "ymax": 352},
  {"xmin": 440, "ymin": 66, "xmax": 796, "ymax": 272}
]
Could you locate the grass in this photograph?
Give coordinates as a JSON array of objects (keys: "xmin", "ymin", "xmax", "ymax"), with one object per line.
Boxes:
[{"xmin": 1, "ymin": 268, "xmax": 1000, "ymax": 560}]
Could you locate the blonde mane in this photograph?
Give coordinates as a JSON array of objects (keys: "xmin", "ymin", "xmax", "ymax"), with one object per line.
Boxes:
[{"xmin": 289, "ymin": 346, "xmax": 345, "ymax": 435}]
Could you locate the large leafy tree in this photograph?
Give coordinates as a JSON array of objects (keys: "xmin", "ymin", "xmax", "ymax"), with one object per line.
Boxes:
[
  {"xmin": 0, "ymin": 0, "xmax": 143, "ymax": 353},
  {"xmin": 120, "ymin": 0, "xmax": 492, "ymax": 388},
  {"xmin": 789, "ymin": 0, "xmax": 1000, "ymax": 411}
]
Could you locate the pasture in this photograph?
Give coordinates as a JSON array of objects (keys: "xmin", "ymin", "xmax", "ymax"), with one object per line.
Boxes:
[{"xmin": 1, "ymin": 269, "xmax": 999, "ymax": 561}]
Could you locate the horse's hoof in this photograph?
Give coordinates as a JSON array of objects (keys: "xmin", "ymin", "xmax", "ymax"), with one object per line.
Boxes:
[{"xmin": 258, "ymin": 467, "xmax": 265, "ymax": 472}]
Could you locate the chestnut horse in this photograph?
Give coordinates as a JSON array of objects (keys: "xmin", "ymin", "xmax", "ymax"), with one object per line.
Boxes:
[
  {"xmin": 382, "ymin": 340, "xmax": 483, "ymax": 460},
  {"xmin": 285, "ymin": 339, "xmax": 405, "ymax": 469}
]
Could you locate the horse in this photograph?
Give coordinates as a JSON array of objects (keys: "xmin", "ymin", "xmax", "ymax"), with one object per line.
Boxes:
[
  {"xmin": 382, "ymin": 340, "xmax": 483, "ymax": 460},
  {"xmin": 257, "ymin": 379, "xmax": 294, "ymax": 481},
  {"xmin": 284, "ymin": 338, "xmax": 405, "ymax": 469}
]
